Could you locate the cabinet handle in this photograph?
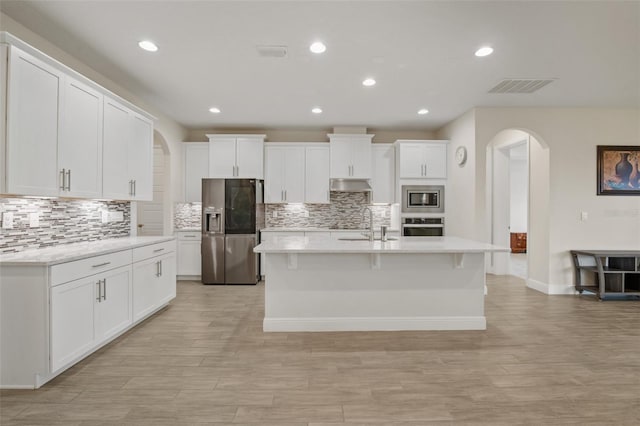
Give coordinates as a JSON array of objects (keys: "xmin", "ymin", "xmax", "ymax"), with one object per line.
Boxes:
[
  {"xmin": 102, "ymin": 278, "xmax": 107, "ymax": 301},
  {"xmin": 66, "ymin": 170, "xmax": 71, "ymax": 191},
  {"xmin": 92, "ymin": 262, "xmax": 111, "ymax": 268},
  {"xmin": 184, "ymin": 235, "xmax": 196, "ymax": 238},
  {"xmin": 284, "ymin": 190, "xmax": 287, "ymax": 201},
  {"xmin": 159, "ymin": 260, "xmax": 163, "ymax": 277},
  {"xmin": 156, "ymin": 261, "xmax": 161, "ymax": 277},
  {"xmin": 96, "ymin": 280, "xmax": 101, "ymax": 302},
  {"xmin": 133, "ymin": 180, "xmax": 136, "ymax": 196},
  {"xmin": 153, "ymin": 248, "xmax": 165, "ymax": 253},
  {"xmin": 423, "ymin": 164, "xmax": 427, "ymax": 176},
  {"xmin": 129, "ymin": 180, "xmax": 133, "ymax": 196},
  {"xmin": 59, "ymin": 169, "xmax": 66, "ymax": 190}
]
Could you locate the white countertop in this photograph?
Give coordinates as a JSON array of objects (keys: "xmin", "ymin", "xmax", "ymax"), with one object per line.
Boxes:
[
  {"xmin": 261, "ymin": 227, "xmax": 400, "ymax": 233},
  {"xmin": 0, "ymin": 236, "xmax": 176, "ymax": 266},
  {"xmin": 254, "ymin": 235, "xmax": 509, "ymax": 254}
]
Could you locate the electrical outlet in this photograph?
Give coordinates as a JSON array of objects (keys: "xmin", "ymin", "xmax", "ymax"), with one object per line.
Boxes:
[
  {"xmin": 580, "ymin": 211, "xmax": 588, "ymax": 221},
  {"xmin": 381, "ymin": 210, "xmax": 386, "ymax": 218},
  {"xmin": 29, "ymin": 212, "xmax": 39, "ymax": 228},
  {"xmin": 273, "ymin": 211, "xmax": 278, "ymax": 218},
  {"xmin": 108, "ymin": 211, "xmax": 124, "ymax": 222},
  {"xmin": 2, "ymin": 212, "xmax": 14, "ymax": 229},
  {"xmin": 101, "ymin": 211, "xmax": 109, "ymax": 223},
  {"xmin": 303, "ymin": 210, "xmax": 309, "ymax": 218}
]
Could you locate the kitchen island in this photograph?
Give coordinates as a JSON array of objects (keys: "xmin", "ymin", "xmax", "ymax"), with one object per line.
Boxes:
[{"xmin": 254, "ymin": 236, "xmax": 508, "ymax": 332}]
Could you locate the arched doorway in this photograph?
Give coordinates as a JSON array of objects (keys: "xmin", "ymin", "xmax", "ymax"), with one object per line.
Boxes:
[
  {"xmin": 486, "ymin": 129, "xmax": 550, "ymax": 291},
  {"xmin": 136, "ymin": 130, "xmax": 172, "ymax": 236}
]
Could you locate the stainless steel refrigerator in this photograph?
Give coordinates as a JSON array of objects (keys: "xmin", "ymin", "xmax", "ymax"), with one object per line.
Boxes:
[{"xmin": 201, "ymin": 179, "xmax": 264, "ymax": 284}]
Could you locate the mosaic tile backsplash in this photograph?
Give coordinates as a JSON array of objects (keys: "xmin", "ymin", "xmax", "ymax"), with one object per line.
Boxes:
[
  {"xmin": 265, "ymin": 192, "xmax": 392, "ymax": 229},
  {"xmin": 174, "ymin": 193, "xmax": 391, "ymax": 231},
  {"xmin": 174, "ymin": 203, "xmax": 202, "ymax": 229},
  {"xmin": 0, "ymin": 198, "xmax": 130, "ymax": 254}
]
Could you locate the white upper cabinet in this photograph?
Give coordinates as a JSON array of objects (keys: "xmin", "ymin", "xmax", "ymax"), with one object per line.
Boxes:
[
  {"xmin": 183, "ymin": 143, "xmax": 209, "ymax": 203},
  {"xmin": 103, "ymin": 96, "xmax": 153, "ymax": 201},
  {"xmin": 236, "ymin": 137, "xmax": 265, "ymax": 179},
  {"xmin": 329, "ymin": 134, "xmax": 373, "ymax": 179},
  {"xmin": 129, "ymin": 113, "xmax": 153, "ymax": 200},
  {"xmin": 208, "ymin": 134, "xmax": 265, "ymax": 179},
  {"xmin": 59, "ymin": 77, "xmax": 103, "ymax": 198},
  {"xmin": 208, "ymin": 136, "xmax": 236, "ymax": 178},
  {"xmin": 305, "ymin": 145, "xmax": 330, "ymax": 204},
  {"xmin": 396, "ymin": 140, "xmax": 448, "ymax": 179},
  {"xmin": 371, "ymin": 144, "xmax": 395, "ymax": 204},
  {"xmin": 264, "ymin": 144, "xmax": 305, "ymax": 203},
  {"xmin": 5, "ymin": 45, "xmax": 62, "ymax": 197},
  {"xmin": 1, "ymin": 35, "xmax": 154, "ymax": 200}
]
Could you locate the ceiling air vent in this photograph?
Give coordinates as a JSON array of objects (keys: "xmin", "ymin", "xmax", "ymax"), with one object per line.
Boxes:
[
  {"xmin": 488, "ymin": 79, "xmax": 555, "ymax": 94},
  {"xmin": 256, "ymin": 45, "xmax": 288, "ymax": 58}
]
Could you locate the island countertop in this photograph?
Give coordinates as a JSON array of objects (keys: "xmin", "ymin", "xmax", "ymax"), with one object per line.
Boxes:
[{"xmin": 254, "ymin": 235, "xmax": 508, "ymax": 254}]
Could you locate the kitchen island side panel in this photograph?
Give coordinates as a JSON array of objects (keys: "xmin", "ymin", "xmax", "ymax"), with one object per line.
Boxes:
[{"xmin": 263, "ymin": 252, "xmax": 486, "ymax": 332}]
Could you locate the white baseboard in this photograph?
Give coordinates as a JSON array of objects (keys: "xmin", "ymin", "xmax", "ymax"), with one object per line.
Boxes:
[
  {"xmin": 177, "ymin": 275, "xmax": 201, "ymax": 281},
  {"xmin": 527, "ymin": 278, "xmax": 575, "ymax": 295},
  {"xmin": 263, "ymin": 316, "xmax": 487, "ymax": 332}
]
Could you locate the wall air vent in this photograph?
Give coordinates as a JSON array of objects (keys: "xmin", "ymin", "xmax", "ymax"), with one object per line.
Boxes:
[
  {"xmin": 488, "ymin": 79, "xmax": 555, "ymax": 94},
  {"xmin": 256, "ymin": 45, "xmax": 288, "ymax": 58}
]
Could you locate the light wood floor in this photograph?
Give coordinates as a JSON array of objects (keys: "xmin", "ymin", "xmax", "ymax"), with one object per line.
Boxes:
[{"xmin": 2, "ymin": 275, "xmax": 639, "ymax": 425}]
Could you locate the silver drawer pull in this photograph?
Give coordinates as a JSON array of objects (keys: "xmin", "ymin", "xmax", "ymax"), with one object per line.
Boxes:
[
  {"xmin": 184, "ymin": 235, "xmax": 196, "ymax": 238},
  {"xmin": 153, "ymin": 248, "xmax": 165, "ymax": 253},
  {"xmin": 92, "ymin": 262, "xmax": 111, "ymax": 268}
]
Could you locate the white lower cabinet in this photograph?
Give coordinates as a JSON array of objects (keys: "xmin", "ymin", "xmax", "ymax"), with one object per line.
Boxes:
[
  {"xmin": 132, "ymin": 246, "xmax": 177, "ymax": 322},
  {"xmin": 0, "ymin": 238, "xmax": 176, "ymax": 389},
  {"xmin": 51, "ymin": 265, "xmax": 131, "ymax": 372},
  {"xmin": 177, "ymin": 232, "xmax": 201, "ymax": 278}
]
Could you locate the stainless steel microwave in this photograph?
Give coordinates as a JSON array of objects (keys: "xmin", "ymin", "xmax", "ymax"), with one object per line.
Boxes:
[{"xmin": 401, "ymin": 185, "xmax": 444, "ymax": 213}]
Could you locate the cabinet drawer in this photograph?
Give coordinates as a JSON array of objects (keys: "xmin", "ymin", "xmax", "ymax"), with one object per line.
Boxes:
[
  {"xmin": 50, "ymin": 250, "xmax": 131, "ymax": 287},
  {"xmin": 132, "ymin": 240, "xmax": 176, "ymax": 263},
  {"xmin": 176, "ymin": 232, "xmax": 201, "ymax": 241}
]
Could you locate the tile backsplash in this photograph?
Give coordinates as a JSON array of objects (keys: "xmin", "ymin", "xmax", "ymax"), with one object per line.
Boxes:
[
  {"xmin": 174, "ymin": 202, "xmax": 202, "ymax": 229},
  {"xmin": 0, "ymin": 197, "xmax": 130, "ymax": 254},
  {"xmin": 175, "ymin": 193, "xmax": 392, "ymax": 231},
  {"xmin": 265, "ymin": 192, "xmax": 392, "ymax": 229}
]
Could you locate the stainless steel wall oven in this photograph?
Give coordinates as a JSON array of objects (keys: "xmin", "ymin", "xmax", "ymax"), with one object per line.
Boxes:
[{"xmin": 402, "ymin": 217, "xmax": 445, "ymax": 237}]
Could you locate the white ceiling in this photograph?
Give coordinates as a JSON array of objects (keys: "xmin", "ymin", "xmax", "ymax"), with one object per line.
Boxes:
[{"xmin": 1, "ymin": 1, "xmax": 639, "ymax": 131}]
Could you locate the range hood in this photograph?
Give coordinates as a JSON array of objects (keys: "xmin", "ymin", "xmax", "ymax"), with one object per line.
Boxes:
[{"xmin": 329, "ymin": 178, "xmax": 372, "ymax": 192}]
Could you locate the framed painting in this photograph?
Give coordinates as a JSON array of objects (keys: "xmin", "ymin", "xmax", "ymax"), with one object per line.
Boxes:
[{"xmin": 597, "ymin": 145, "xmax": 640, "ymax": 195}]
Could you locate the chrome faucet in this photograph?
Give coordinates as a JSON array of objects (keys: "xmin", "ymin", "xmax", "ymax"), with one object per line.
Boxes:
[{"xmin": 362, "ymin": 206, "xmax": 374, "ymax": 241}]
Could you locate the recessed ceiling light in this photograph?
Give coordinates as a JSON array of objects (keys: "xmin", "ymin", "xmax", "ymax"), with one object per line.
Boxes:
[
  {"xmin": 311, "ymin": 107, "xmax": 323, "ymax": 114},
  {"xmin": 138, "ymin": 40, "xmax": 158, "ymax": 52},
  {"xmin": 309, "ymin": 41, "xmax": 326, "ymax": 54},
  {"xmin": 362, "ymin": 78, "xmax": 376, "ymax": 87},
  {"xmin": 475, "ymin": 46, "xmax": 493, "ymax": 57},
  {"xmin": 418, "ymin": 108, "xmax": 429, "ymax": 115},
  {"xmin": 209, "ymin": 107, "xmax": 221, "ymax": 114}
]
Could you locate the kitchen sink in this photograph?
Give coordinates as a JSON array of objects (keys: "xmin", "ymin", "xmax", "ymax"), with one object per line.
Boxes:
[{"xmin": 338, "ymin": 237, "xmax": 398, "ymax": 241}]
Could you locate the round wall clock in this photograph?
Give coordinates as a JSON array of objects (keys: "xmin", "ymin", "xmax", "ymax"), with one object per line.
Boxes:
[{"xmin": 455, "ymin": 146, "xmax": 467, "ymax": 165}]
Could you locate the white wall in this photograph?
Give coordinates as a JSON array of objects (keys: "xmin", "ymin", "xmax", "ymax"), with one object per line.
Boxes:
[
  {"xmin": 0, "ymin": 12, "xmax": 189, "ymax": 234},
  {"xmin": 436, "ymin": 109, "xmax": 478, "ymax": 239},
  {"xmin": 445, "ymin": 107, "xmax": 640, "ymax": 293},
  {"xmin": 510, "ymin": 155, "xmax": 528, "ymax": 233},
  {"xmin": 187, "ymin": 128, "xmax": 436, "ymax": 143}
]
